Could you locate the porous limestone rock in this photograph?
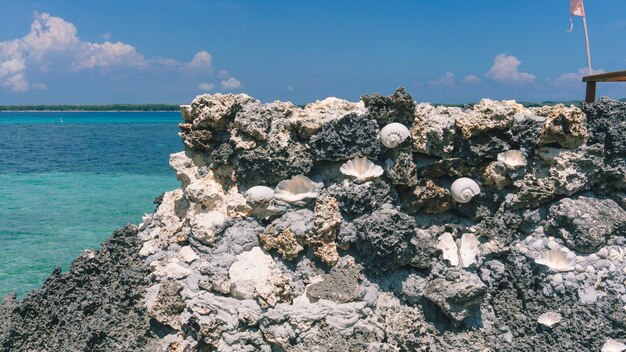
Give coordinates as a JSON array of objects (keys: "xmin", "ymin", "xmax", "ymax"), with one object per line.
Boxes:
[
  {"xmin": 309, "ymin": 112, "xmax": 380, "ymax": 161},
  {"xmin": 455, "ymin": 99, "xmax": 523, "ymax": 139},
  {"xmin": 411, "ymin": 103, "xmax": 459, "ymax": 157},
  {"xmin": 536, "ymin": 104, "xmax": 588, "ymax": 148},
  {"xmin": 293, "ymin": 97, "xmax": 367, "ymax": 139},
  {"xmin": 361, "ymin": 87, "xmax": 416, "ymax": 126},
  {"xmin": 307, "ymin": 194, "xmax": 341, "ymax": 266},
  {"xmin": 546, "ymin": 197, "xmax": 626, "ymax": 253},
  {"xmin": 400, "ymin": 179, "xmax": 453, "ymax": 214},
  {"xmin": 423, "ymin": 269, "xmax": 488, "ymax": 326}
]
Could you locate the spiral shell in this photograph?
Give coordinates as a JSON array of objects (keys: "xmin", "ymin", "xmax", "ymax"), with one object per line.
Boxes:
[
  {"xmin": 340, "ymin": 156, "xmax": 384, "ymax": 183},
  {"xmin": 274, "ymin": 175, "xmax": 319, "ymax": 203},
  {"xmin": 379, "ymin": 122, "xmax": 410, "ymax": 148},
  {"xmin": 450, "ymin": 177, "xmax": 481, "ymax": 203},
  {"xmin": 245, "ymin": 186, "xmax": 275, "ymax": 203}
]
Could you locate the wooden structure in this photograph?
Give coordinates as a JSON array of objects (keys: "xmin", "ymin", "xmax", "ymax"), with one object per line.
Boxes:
[{"xmin": 583, "ymin": 70, "xmax": 626, "ymax": 102}]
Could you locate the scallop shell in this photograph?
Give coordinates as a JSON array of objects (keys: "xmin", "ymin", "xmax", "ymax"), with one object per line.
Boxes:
[
  {"xmin": 602, "ymin": 339, "xmax": 626, "ymax": 352},
  {"xmin": 245, "ymin": 186, "xmax": 275, "ymax": 203},
  {"xmin": 340, "ymin": 156, "xmax": 384, "ymax": 183},
  {"xmin": 379, "ymin": 122, "xmax": 410, "ymax": 148},
  {"xmin": 460, "ymin": 233, "xmax": 480, "ymax": 268},
  {"xmin": 497, "ymin": 150, "xmax": 527, "ymax": 170},
  {"xmin": 537, "ymin": 311, "xmax": 562, "ymax": 328},
  {"xmin": 450, "ymin": 177, "xmax": 481, "ymax": 203},
  {"xmin": 535, "ymin": 248, "xmax": 575, "ymax": 272},
  {"xmin": 437, "ymin": 233, "xmax": 459, "ymax": 266},
  {"xmin": 274, "ymin": 175, "xmax": 319, "ymax": 203}
]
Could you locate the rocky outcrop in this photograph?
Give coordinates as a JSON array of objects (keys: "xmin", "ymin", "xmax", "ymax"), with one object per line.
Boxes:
[{"xmin": 2, "ymin": 92, "xmax": 626, "ymax": 351}]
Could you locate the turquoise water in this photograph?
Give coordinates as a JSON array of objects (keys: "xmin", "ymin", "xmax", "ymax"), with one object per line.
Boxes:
[{"xmin": 0, "ymin": 112, "xmax": 182, "ymax": 297}]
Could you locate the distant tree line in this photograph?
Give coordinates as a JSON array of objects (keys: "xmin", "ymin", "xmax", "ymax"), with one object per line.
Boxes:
[{"xmin": 0, "ymin": 104, "xmax": 181, "ymax": 112}]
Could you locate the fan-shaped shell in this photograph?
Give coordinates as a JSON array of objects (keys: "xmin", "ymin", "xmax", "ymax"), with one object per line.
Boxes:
[
  {"xmin": 535, "ymin": 248, "xmax": 575, "ymax": 272},
  {"xmin": 379, "ymin": 122, "xmax": 410, "ymax": 148},
  {"xmin": 450, "ymin": 177, "xmax": 481, "ymax": 203},
  {"xmin": 497, "ymin": 150, "xmax": 528, "ymax": 170},
  {"xmin": 602, "ymin": 339, "xmax": 626, "ymax": 352},
  {"xmin": 537, "ymin": 311, "xmax": 562, "ymax": 328},
  {"xmin": 245, "ymin": 186, "xmax": 274, "ymax": 203},
  {"xmin": 437, "ymin": 233, "xmax": 459, "ymax": 266},
  {"xmin": 340, "ymin": 156, "xmax": 384, "ymax": 183},
  {"xmin": 460, "ymin": 233, "xmax": 480, "ymax": 268},
  {"xmin": 274, "ymin": 175, "xmax": 319, "ymax": 203}
]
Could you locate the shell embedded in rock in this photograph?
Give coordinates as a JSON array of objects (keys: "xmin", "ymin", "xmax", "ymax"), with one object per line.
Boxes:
[
  {"xmin": 379, "ymin": 122, "xmax": 410, "ymax": 148},
  {"xmin": 245, "ymin": 186, "xmax": 275, "ymax": 203},
  {"xmin": 450, "ymin": 177, "xmax": 481, "ymax": 203},
  {"xmin": 459, "ymin": 233, "xmax": 480, "ymax": 268},
  {"xmin": 537, "ymin": 311, "xmax": 562, "ymax": 328},
  {"xmin": 339, "ymin": 156, "xmax": 384, "ymax": 183},
  {"xmin": 602, "ymin": 339, "xmax": 626, "ymax": 352},
  {"xmin": 497, "ymin": 150, "xmax": 528, "ymax": 170},
  {"xmin": 535, "ymin": 248, "xmax": 575, "ymax": 272},
  {"xmin": 437, "ymin": 233, "xmax": 459, "ymax": 266},
  {"xmin": 274, "ymin": 175, "xmax": 319, "ymax": 203}
]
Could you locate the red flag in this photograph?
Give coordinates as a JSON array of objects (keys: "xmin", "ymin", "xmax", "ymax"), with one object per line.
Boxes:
[{"xmin": 570, "ymin": 0, "xmax": 585, "ymax": 17}]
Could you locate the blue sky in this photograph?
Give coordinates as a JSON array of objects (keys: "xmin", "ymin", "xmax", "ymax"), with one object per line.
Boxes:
[{"xmin": 0, "ymin": 0, "xmax": 624, "ymax": 104}]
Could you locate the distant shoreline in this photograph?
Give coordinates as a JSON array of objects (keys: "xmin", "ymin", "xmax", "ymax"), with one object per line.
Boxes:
[{"xmin": 0, "ymin": 104, "xmax": 181, "ymax": 112}]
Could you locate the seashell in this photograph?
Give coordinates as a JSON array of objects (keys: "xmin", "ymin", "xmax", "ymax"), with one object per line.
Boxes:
[
  {"xmin": 340, "ymin": 156, "xmax": 384, "ymax": 183},
  {"xmin": 274, "ymin": 175, "xmax": 319, "ymax": 204},
  {"xmin": 602, "ymin": 339, "xmax": 626, "ymax": 352},
  {"xmin": 497, "ymin": 150, "xmax": 528, "ymax": 170},
  {"xmin": 379, "ymin": 122, "xmax": 410, "ymax": 148},
  {"xmin": 535, "ymin": 248, "xmax": 575, "ymax": 272},
  {"xmin": 609, "ymin": 246, "xmax": 625, "ymax": 262},
  {"xmin": 450, "ymin": 177, "xmax": 481, "ymax": 203},
  {"xmin": 460, "ymin": 233, "xmax": 480, "ymax": 268},
  {"xmin": 537, "ymin": 311, "xmax": 562, "ymax": 328},
  {"xmin": 437, "ymin": 233, "xmax": 459, "ymax": 266},
  {"xmin": 245, "ymin": 186, "xmax": 275, "ymax": 203}
]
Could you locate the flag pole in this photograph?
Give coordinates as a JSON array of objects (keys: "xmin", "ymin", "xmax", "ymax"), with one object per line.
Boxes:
[{"xmin": 581, "ymin": 15, "xmax": 592, "ymax": 75}]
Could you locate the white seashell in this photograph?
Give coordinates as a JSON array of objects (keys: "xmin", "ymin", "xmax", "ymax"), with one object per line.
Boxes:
[
  {"xmin": 340, "ymin": 156, "xmax": 384, "ymax": 183},
  {"xmin": 460, "ymin": 233, "xmax": 480, "ymax": 268},
  {"xmin": 379, "ymin": 122, "xmax": 410, "ymax": 148},
  {"xmin": 437, "ymin": 233, "xmax": 459, "ymax": 266},
  {"xmin": 274, "ymin": 175, "xmax": 319, "ymax": 203},
  {"xmin": 535, "ymin": 248, "xmax": 575, "ymax": 272},
  {"xmin": 497, "ymin": 150, "xmax": 528, "ymax": 170},
  {"xmin": 609, "ymin": 246, "xmax": 625, "ymax": 262},
  {"xmin": 602, "ymin": 339, "xmax": 626, "ymax": 352},
  {"xmin": 537, "ymin": 311, "xmax": 562, "ymax": 328},
  {"xmin": 245, "ymin": 186, "xmax": 275, "ymax": 203},
  {"xmin": 450, "ymin": 177, "xmax": 481, "ymax": 203}
]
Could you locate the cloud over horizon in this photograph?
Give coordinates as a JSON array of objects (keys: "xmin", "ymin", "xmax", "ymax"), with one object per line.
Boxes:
[
  {"xmin": 0, "ymin": 13, "xmax": 240, "ymax": 94},
  {"xmin": 486, "ymin": 54, "xmax": 536, "ymax": 84}
]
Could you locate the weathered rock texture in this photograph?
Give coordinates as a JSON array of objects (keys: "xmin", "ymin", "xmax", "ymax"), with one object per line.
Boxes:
[{"xmin": 2, "ymin": 91, "xmax": 626, "ymax": 351}]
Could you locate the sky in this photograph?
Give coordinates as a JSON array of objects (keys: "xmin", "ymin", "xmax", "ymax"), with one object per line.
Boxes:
[{"xmin": 0, "ymin": 0, "xmax": 624, "ymax": 105}]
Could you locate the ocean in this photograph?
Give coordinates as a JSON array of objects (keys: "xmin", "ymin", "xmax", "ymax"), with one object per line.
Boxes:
[{"xmin": 0, "ymin": 112, "xmax": 183, "ymax": 297}]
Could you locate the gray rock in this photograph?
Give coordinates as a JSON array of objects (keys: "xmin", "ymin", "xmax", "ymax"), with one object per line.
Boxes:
[
  {"xmin": 361, "ymin": 87, "xmax": 416, "ymax": 127},
  {"xmin": 307, "ymin": 266, "xmax": 361, "ymax": 303},
  {"xmin": 353, "ymin": 206, "xmax": 416, "ymax": 270},
  {"xmin": 384, "ymin": 148, "xmax": 418, "ymax": 186},
  {"xmin": 328, "ymin": 180, "xmax": 396, "ymax": 218},
  {"xmin": 546, "ymin": 197, "xmax": 626, "ymax": 253},
  {"xmin": 309, "ymin": 112, "xmax": 380, "ymax": 161},
  {"xmin": 237, "ymin": 141, "xmax": 313, "ymax": 186},
  {"xmin": 422, "ymin": 269, "xmax": 487, "ymax": 327}
]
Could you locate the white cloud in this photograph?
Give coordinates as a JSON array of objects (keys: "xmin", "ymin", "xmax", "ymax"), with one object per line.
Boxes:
[
  {"xmin": 1, "ymin": 73, "xmax": 29, "ymax": 91},
  {"xmin": 187, "ymin": 51, "xmax": 212, "ymax": 68},
  {"xmin": 198, "ymin": 82, "xmax": 214, "ymax": 91},
  {"xmin": 221, "ymin": 77, "xmax": 241, "ymax": 90},
  {"xmin": 551, "ymin": 67, "xmax": 604, "ymax": 85},
  {"xmin": 0, "ymin": 13, "xmax": 234, "ymax": 93},
  {"xmin": 486, "ymin": 54, "xmax": 535, "ymax": 84},
  {"xmin": 74, "ymin": 41, "xmax": 145, "ymax": 69},
  {"xmin": 462, "ymin": 74, "xmax": 481, "ymax": 84},
  {"xmin": 428, "ymin": 72, "xmax": 455, "ymax": 88}
]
